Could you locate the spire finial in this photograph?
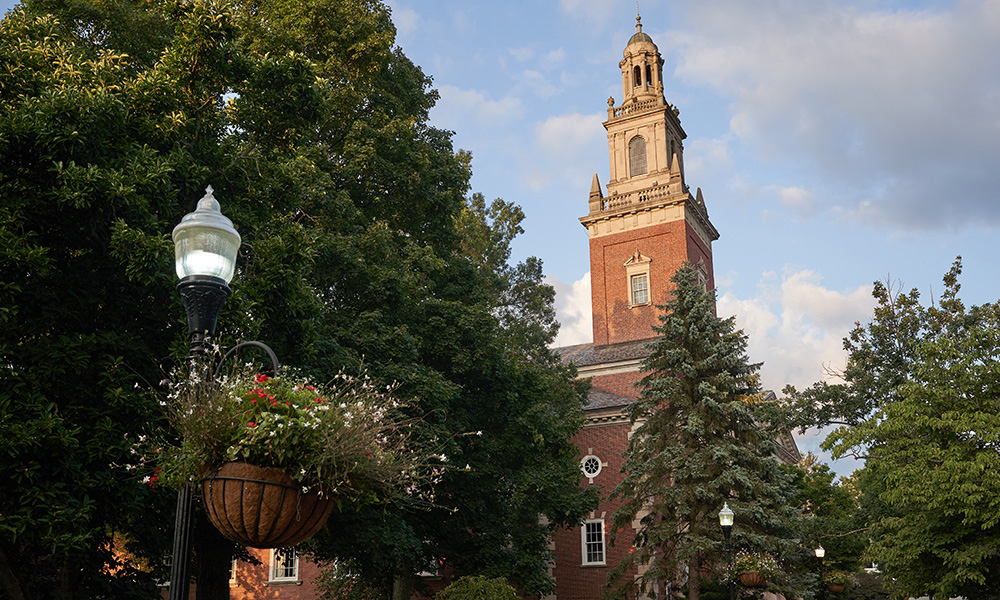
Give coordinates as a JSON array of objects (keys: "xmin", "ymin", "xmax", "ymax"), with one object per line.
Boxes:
[{"xmin": 636, "ymin": 3, "xmax": 642, "ymax": 32}]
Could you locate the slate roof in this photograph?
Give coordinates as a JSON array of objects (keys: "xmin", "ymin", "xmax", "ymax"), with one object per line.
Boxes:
[
  {"xmin": 585, "ymin": 387, "xmax": 633, "ymax": 410},
  {"xmin": 554, "ymin": 338, "xmax": 655, "ymax": 368}
]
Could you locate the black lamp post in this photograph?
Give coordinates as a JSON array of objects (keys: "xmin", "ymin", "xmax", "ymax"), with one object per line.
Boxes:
[
  {"xmin": 719, "ymin": 502, "xmax": 735, "ymax": 600},
  {"xmin": 167, "ymin": 186, "xmax": 241, "ymax": 600}
]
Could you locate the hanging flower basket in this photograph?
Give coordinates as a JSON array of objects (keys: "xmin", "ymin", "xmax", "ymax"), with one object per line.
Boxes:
[
  {"xmin": 738, "ymin": 570, "xmax": 767, "ymax": 588},
  {"xmin": 201, "ymin": 462, "xmax": 333, "ymax": 548}
]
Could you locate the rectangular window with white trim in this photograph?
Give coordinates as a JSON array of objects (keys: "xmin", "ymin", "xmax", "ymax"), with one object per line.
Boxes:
[
  {"xmin": 269, "ymin": 547, "xmax": 299, "ymax": 582},
  {"xmin": 582, "ymin": 519, "xmax": 606, "ymax": 566},
  {"xmin": 630, "ymin": 273, "xmax": 649, "ymax": 306}
]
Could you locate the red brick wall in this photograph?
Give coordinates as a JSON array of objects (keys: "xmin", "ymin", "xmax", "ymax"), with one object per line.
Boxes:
[
  {"xmin": 551, "ymin": 419, "xmax": 635, "ymax": 600},
  {"xmin": 590, "ymin": 220, "xmax": 713, "ymax": 346},
  {"xmin": 590, "ymin": 372, "xmax": 644, "ymax": 401},
  {"xmin": 229, "ymin": 548, "xmax": 325, "ymax": 600}
]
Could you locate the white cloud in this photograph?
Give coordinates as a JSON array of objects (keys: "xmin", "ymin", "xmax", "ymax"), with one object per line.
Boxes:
[
  {"xmin": 768, "ymin": 185, "xmax": 815, "ymax": 215},
  {"xmin": 685, "ymin": 137, "xmax": 733, "ymax": 181},
  {"xmin": 671, "ymin": 0, "xmax": 1000, "ymax": 230},
  {"xmin": 431, "ymin": 84, "xmax": 523, "ymax": 130},
  {"xmin": 558, "ymin": 0, "xmax": 619, "ymax": 29},
  {"xmin": 529, "ymin": 112, "xmax": 605, "ymax": 191},
  {"xmin": 520, "ymin": 69, "xmax": 561, "ymax": 99},
  {"xmin": 542, "ymin": 48, "xmax": 566, "ymax": 64},
  {"xmin": 548, "ymin": 271, "xmax": 593, "ymax": 347},
  {"xmin": 717, "ymin": 269, "xmax": 875, "ymax": 393},
  {"xmin": 535, "ymin": 112, "xmax": 604, "ymax": 154},
  {"xmin": 509, "ymin": 46, "xmax": 534, "ymax": 61}
]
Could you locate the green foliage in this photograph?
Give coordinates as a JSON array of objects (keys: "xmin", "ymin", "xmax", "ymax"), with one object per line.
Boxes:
[
  {"xmin": 785, "ymin": 454, "xmax": 866, "ymax": 577},
  {"xmin": 0, "ymin": 0, "xmax": 594, "ymax": 597},
  {"xmin": 435, "ymin": 575, "xmax": 519, "ymax": 600},
  {"xmin": 159, "ymin": 367, "xmax": 436, "ymax": 507},
  {"xmin": 783, "ymin": 258, "xmax": 1000, "ymax": 599},
  {"xmin": 608, "ymin": 264, "xmax": 800, "ymax": 600}
]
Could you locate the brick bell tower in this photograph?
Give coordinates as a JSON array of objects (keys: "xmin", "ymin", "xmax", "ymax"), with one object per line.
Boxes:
[{"xmin": 582, "ymin": 14, "xmax": 719, "ymax": 348}]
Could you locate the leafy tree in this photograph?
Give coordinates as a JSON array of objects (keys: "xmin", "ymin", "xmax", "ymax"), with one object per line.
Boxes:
[
  {"xmin": 608, "ymin": 264, "xmax": 800, "ymax": 600},
  {"xmin": 784, "ymin": 455, "xmax": 866, "ymax": 600},
  {"xmin": 434, "ymin": 575, "xmax": 519, "ymax": 600},
  {"xmin": 787, "ymin": 455, "xmax": 865, "ymax": 573},
  {"xmin": 783, "ymin": 259, "xmax": 1000, "ymax": 598},
  {"xmin": 0, "ymin": 0, "xmax": 594, "ymax": 598}
]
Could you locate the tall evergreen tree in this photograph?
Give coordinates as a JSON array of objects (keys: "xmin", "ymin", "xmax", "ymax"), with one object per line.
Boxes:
[{"xmin": 608, "ymin": 264, "xmax": 798, "ymax": 600}]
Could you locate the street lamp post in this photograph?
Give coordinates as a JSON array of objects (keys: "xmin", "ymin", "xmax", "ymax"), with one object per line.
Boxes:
[
  {"xmin": 719, "ymin": 503, "xmax": 734, "ymax": 600},
  {"xmin": 167, "ymin": 186, "xmax": 241, "ymax": 600}
]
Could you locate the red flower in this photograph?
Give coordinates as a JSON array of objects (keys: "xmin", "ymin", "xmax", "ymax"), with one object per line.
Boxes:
[
  {"xmin": 247, "ymin": 421, "xmax": 257, "ymax": 427},
  {"xmin": 255, "ymin": 373, "xmax": 268, "ymax": 383}
]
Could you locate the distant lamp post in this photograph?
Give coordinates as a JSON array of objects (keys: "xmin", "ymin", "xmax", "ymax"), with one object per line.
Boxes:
[
  {"xmin": 168, "ymin": 186, "xmax": 242, "ymax": 600},
  {"xmin": 815, "ymin": 545, "xmax": 826, "ymax": 559},
  {"xmin": 719, "ymin": 503, "xmax": 735, "ymax": 600}
]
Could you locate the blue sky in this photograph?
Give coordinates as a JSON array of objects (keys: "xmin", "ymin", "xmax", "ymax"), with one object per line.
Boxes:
[
  {"xmin": 4, "ymin": 0, "xmax": 999, "ymax": 473},
  {"xmin": 383, "ymin": 0, "xmax": 1000, "ymax": 473}
]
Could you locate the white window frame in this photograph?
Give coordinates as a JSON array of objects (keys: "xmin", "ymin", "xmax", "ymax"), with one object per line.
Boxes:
[
  {"xmin": 582, "ymin": 519, "xmax": 606, "ymax": 566},
  {"xmin": 580, "ymin": 454, "xmax": 603, "ymax": 481},
  {"xmin": 624, "ymin": 250, "xmax": 652, "ymax": 308},
  {"xmin": 269, "ymin": 547, "xmax": 299, "ymax": 582},
  {"xmin": 630, "ymin": 273, "xmax": 649, "ymax": 306}
]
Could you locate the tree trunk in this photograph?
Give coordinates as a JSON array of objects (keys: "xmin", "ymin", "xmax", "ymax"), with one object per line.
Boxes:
[
  {"xmin": 391, "ymin": 571, "xmax": 411, "ymax": 600},
  {"xmin": 0, "ymin": 544, "xmax": 32, "ymax": 600},
  {"xmin": 687, "ymin": 555, "xmax": 700, "ymax": 600}
]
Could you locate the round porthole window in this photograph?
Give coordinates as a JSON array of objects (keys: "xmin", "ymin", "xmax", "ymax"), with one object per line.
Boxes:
[{"xmin": 581, "ymin": 455, "xmax": 602, "ymax": 478}]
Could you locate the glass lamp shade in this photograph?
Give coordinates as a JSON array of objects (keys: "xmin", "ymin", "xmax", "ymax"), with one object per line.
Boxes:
[
  {"xmin": 719, "ymin": 503, "xmax": 734, "ymax": 528},
  {"xmin": 172, "ymin": 186, "xmax": 241, "ymax": 283},
  {"xmin": 815, "ymin": 546, "xmax": 826, "ymax": 558}
]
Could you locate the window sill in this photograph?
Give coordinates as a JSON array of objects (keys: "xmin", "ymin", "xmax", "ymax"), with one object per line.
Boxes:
[
  {"xmin": 582, "ymin": 563, "xmax": 607, "ymax": 568},
  {"xmin": 266, "ymin": 580, "xmax": 302, "ymax": 586}
]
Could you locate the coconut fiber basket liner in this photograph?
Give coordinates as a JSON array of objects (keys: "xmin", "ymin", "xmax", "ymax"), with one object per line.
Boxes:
[
  {"xmin": 202, "ymin": 462, "xmax": 334, "ymax": 548},
  {"xmin": 738, "ymin": 570, "xmax": 767, "ymax": 588}
]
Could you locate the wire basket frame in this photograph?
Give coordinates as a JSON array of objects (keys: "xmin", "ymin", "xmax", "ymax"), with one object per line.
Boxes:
[{"xmin": 202, "ymin": 462, "xmax": 333, "ymax": 548}]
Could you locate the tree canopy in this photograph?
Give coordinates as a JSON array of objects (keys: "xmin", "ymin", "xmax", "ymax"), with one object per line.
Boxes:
[
  {"xmin": 783, "ymin": 259, "xmax": 1000, "ymax": 598},
  {"xmin": 608, "ymin": 264, "xmax": 800, "ymax": 600},
  {"xmin": 0, "ymin": 1, "xmax": 594, "ymax": 598}
]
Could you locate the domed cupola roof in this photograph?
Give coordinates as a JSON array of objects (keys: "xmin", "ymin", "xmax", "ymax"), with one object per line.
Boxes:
[{"xmin": 626, "ymin": 14, "xmax": 657, "ymax": 49}]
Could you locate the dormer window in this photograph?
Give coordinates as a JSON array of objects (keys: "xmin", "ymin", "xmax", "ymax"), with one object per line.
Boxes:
[{"xmin": 628, "ymin": 136, "xmax": 647, "ymax": 177}]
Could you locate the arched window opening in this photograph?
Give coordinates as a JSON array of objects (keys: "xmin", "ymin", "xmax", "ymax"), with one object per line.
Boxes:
[
  {"xmin": 633, "ymin": 65, "xmax": 641, "ymax": 87},
  {"xmin": 629, "ymin": 136, "xmax": 647, "ymax": 177},
  {"xmin": 645, "ymin": 65, "xmax": 652, "ymax": 87}
]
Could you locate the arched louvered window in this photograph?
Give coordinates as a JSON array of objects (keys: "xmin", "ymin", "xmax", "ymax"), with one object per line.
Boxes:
[
  {"xmin": 633, "ymin": 65, "xmax": 641, "ymax": 87},
  {"xmin": 629, "ymin": 136, "xmax": 647, "ymax": 177}
]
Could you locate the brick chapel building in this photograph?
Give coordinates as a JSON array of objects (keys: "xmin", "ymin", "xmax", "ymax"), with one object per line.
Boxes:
[
  {"xmin": 217, "ymin": 13, "xmax": 798, "ymax": 600},
  {"xmin": 546, "ymin": 14, "xmax": 799, "ymax": 600}
]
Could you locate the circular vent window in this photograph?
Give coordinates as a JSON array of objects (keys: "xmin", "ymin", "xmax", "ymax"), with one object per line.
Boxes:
[{"xmin": 581, "ymin": 455, "xmax": 602, "ymax": 478}]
